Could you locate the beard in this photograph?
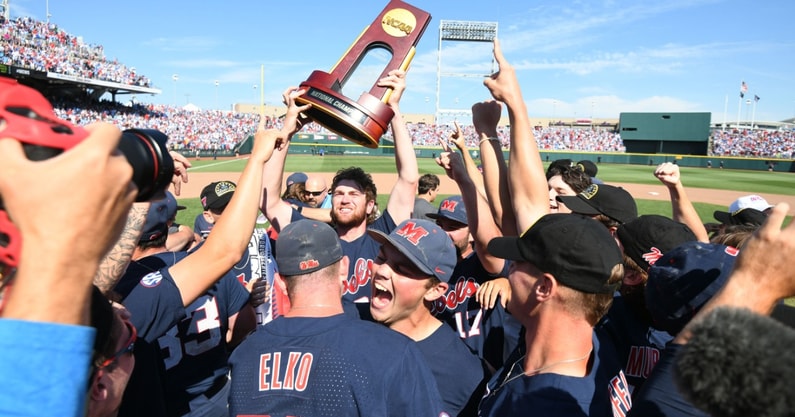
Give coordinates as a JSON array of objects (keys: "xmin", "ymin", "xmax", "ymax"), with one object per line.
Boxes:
[{"xmin": 331, "ymin": 204, "xmax": 368, "ymax": 228}]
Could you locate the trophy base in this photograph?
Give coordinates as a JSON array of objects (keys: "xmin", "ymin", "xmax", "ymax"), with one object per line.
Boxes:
[{"xmin": 296, "ymin": 71, "xmax": 394, "ymax": 149}]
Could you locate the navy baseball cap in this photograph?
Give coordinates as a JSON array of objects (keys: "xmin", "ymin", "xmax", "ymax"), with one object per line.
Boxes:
[
  {"xmin": 617, "ymin": 215, "xmax": 697, "ymax": 271},
  {"xmin": 201, "ymin": 180, "xmax": 236, "ymax": 211},
  {"xmin": 275, "ymin": 220, "xmax": 343, "ymax": 276},
  {"xmin": 427, "ymin": 195, "xmax": 468, "ymax": 225},
  {"xmin": 646, "ymin": 241, "xmax": 738, "ymax": 336},
  {"xmin": 140, "ymin": 198, "xmax": 169, "ymax": 242},
  {"xmin": 557, "ymin": 183, "xmax": 638, "ymax": 224},
  {"xmin": 368, "ymin": 219, "xmax": 457, "ymax": 281},
  {"xmin": 713, "ymin": 207, "xmax": 767, "ymax": 227},
  {"xmin": 165, "ymin": 191, "xmax": 186, "ymax": 221},
  {"xmin": 286, "ymin": 172, "xmax": 308, "ymax": 187},
  {"xmin": 488, "ymin": 214, "xmax": 623, "ymax": 294}
]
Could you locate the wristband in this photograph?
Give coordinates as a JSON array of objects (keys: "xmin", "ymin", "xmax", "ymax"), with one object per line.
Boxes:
[{"xmin": 479, "ymin": 137, "xmax": 500, "ymax": 146}]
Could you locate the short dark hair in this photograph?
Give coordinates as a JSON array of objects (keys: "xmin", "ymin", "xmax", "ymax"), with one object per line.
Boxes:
[
  {"xmin": 546, "ymin": 163, "xmax": 592, "ymax": 194},
  {"xmin": 137, "ymin": 231, "xmax": 168, "ymax": 250},
  {"xmin": 418, "ymin": 173, "xmax": 440, "ymax": 195}
]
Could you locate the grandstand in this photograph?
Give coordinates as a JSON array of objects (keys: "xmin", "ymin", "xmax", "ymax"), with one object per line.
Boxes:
[{"xmin": 2, "ymin": 13, "xmax": 795, "ymax": 171}]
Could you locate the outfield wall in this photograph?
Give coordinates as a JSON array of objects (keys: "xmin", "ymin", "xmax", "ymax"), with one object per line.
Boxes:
[{"xmin": 223, "ymin": 134, "xmax": 795, "ymax": 173}]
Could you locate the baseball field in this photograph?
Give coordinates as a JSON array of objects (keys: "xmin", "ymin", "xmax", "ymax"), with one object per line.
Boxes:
[{"xmin": 172, "ymin": 154, "xmax": 795, "ymax": 228}]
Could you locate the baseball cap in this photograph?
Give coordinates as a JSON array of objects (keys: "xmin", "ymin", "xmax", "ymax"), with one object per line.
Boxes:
[
  {"xmin": 487, "ymin": 214, "xmax": 623, "ymax": 294},
  {"xmin": 201, "ymin": 181, "xmax": 236, "ymax": 211},
  {"xmin": 616, "ymin": 215, "xmax": 697, "ymax": 271},
  {"xmin": 646, "ymin": 241, "xmax": 738, "ymax": 335},
  {"xmin": 275, "ymin": 220, "xmax": 343, "ymax": 276},
  {"xmin": 728, "ymin": 194, "xmax": 773, "ymax": 213},
  {"xmin": 427, "ymin": 195, "xmax": 468, "ymax": 225},
  {"xmin": 556, "ymin": 183, "xmax": 638, "ymax": 224},
  {"xmin": 286, "ymin": 172, "xmax": 308, "ymax": 187},
  {"xmin": 164, "ymin": 191, "xmax": 186, "ymax": 221},
  {"xmin": 140, "ymin": 198, "xmax": 169, "ymax": 242},
  {"xmin": 713, "ymin": 207, "xmax": 767, "ymax": 226},
  {"xmin": 576, "ymin": 160, "xmax": 598, "ymax": 178},
  {"xmin": 368, "ymin": 219, "xmax": 457, "ymax": 281}
]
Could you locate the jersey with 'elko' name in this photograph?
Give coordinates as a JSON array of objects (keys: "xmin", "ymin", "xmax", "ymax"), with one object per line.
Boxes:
[{"xmin": 228, "ymin": 313, "xmax": 449, "ymax": 417}]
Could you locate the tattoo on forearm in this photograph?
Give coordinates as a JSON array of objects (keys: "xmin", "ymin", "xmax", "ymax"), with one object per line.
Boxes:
[{"xmin": 93, "ymin": 204, "xmax": 147, "ymax": 293}]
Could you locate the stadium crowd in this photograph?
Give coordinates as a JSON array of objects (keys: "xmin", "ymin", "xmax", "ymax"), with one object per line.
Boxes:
[
  {"xmin": 4, "ymin": 15, "xmax": 795, "ymax": 158},
  {"xmin": 0, "ymin": 16, "xmax": 151, "ymax": 86}
]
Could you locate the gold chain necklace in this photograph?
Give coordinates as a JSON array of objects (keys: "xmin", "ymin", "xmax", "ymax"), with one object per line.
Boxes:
[{"xmin": 498, "ymin": 348, "xmax": 593, "ymax": 390}]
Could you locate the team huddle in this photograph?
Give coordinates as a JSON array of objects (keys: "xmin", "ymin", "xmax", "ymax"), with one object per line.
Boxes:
[{"xmin": 2, "ymin": 39, "xmax": 795, "ymax": 417}]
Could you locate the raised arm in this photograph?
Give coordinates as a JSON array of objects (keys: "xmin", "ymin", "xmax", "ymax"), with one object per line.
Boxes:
[
  {"xmin": 472, "ymin": 100, "xmax": 516, "ymax": 233},
  {"xmin": 1, "ymin": 123, "xmax": 136, "ymax": 324},
  {"xmin": 482, "ymin": 39, "xmax": 548, "ymax": 234},
  {"xmin": 259, "ymin": 89, "xmax": 310, "ymax": 232},
  {"xmin": 654, "ymin": 162, "xmax": 709, "ymax": 242},
  {"xmin": 170, "ymin": 90, "xmax": 308, "ymax": 306},
  {"xmin": 437, "ymin": 147, "xmax": 506, "ymax": 275},
  {"xmin": 381, "ymin": 69, "xmax": 419, "ymax": 223},
  {"xmin": 446, "ymin": 121, "xmax": 486, "ymax": 197},
  {"xmin": 674, "ymin": 203, "xmax": 795, "ymax": 345}
]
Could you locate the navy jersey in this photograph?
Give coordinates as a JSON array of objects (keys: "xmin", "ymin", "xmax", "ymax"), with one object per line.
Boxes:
[
  {"xmin": 116, "ymin": 260, "xmax": 188, "ymax": 417},
  {"xmin": 596, "ymin": 295, "xmax": 672, "ymax": 396},
  {"xmin": 159, "ymin": 271, "xmax": 250, "ymax": 416},
  {"xmin": 193, "ymin": 213, "xmax": 213, "ymax": 240},
  {"xmin": 431, "ymin": 252, "xmax": 520, "ymax": 371},
  {"xmin": 292, "ymin": 210, "xmax": 396, "ymax": 320},
  {"xmin": 627, "ymin": 344, "xmax": 708, "ymax": 417},
  {"xmin": 228, "ymin": 314, "xmax": 448, "ymax": 417},
  {"xmin": 478, "ymin": 333, "xmax": 632, "ymax": 417},
  {"xmin": 417, "ymin": 323, "xmax": 487, "ymax": 417}
]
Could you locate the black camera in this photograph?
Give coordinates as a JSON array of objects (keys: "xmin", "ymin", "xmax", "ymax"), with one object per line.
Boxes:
[
  {"xmin": 21, "ymin": 127, "xmax": 174, "ymax": 202},
  {"xmin": 0, "ymin": 77, "xmax": 174, "ymax": 272}
]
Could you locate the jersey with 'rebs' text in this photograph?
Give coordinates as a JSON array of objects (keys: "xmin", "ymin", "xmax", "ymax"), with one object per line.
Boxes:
[
  {"xmin": 431, "ymin": 252, "xmax": 520, "ymax": 371},
  {"xmin": 228, "ymin": 314, "xmax": 449, "ymax": 417}
]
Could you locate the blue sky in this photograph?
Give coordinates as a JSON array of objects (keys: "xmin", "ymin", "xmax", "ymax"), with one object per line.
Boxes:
[{"xmin": 9, "ymin": 0, "xmax": 795, "ymax": 123}]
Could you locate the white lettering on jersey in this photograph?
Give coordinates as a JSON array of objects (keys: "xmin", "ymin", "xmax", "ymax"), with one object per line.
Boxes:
[{"xmin": 259, "ymin": 351, "xmax": 314, "ymax": 392}]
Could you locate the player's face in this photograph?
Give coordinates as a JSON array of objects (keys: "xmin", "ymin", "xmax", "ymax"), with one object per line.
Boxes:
[
  {"xmin": 89, "ymin": 309, "xmax": 136, "ymax": 417},
  {"xmin": 548, "ymin": 175, "xmax": 575, "ymax": 214},
  {"xmin": 370, "ymin": 244, "xmax": 437, "ymax": 331},
  {"xmin": 505, "ymin": 260, "xmax": 544, "ymax": 320},
  {"xmin": 303, "ymin": 178, "xmax": 328, "ymax": 208},
  {"xmin": 331, "ymin": 180, "xmax": 374, "ymax": 227},
  {"xmin": 435, "ymin": 218, "xmax": 471, "ymax": 256}
]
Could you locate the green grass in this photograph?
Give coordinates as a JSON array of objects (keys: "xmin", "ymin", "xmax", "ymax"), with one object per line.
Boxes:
[{"xmin": 175, "ymin": 156, "xmax": 794, "ymax": 228}]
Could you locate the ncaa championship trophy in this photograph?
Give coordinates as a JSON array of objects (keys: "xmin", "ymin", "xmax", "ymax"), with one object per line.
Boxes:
[{"xmin": 295, "ymin": 0, "xmax": 431, "ymax": 148}]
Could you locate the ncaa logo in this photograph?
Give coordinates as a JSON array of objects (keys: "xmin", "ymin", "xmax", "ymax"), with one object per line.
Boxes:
[{"xmin": 140, "ymin": 272, "xmax": 164, "ymax": 288}]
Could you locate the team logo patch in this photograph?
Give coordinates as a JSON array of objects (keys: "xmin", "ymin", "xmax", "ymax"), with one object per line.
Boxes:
[
  {"xmin": 580, "ymin": 184, "xmax": 599, "ymax": 200},
  {"xmin": 140, "ymin": 271, "xmax": 164, "ymax": 288}
]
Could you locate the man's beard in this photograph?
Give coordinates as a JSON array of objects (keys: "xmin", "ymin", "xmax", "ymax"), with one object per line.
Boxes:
[{"xmin": 331, "ymin": 205, "xmax": 368, "ymax": 228}]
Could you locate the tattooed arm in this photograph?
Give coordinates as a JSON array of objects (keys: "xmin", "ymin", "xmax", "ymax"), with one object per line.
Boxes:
[{"xmin": 93, "ymin": 202, "xmax": 148, "ymax": 294}]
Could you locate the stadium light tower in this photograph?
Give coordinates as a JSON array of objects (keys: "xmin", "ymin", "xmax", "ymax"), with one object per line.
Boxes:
[
  {"xmin": 46, "ymin": 0, "xmax": 51, "ymax": 22},
  {"xmin": 172, "ymin": 74, "xmax": 179, "ymax": 106},
  {"xmin": 436, "ymin": 20, "xmax": 498, "ymax": 124}
]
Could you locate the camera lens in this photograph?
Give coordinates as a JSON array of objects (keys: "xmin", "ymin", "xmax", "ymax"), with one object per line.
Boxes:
[{"xmin": 117, "ymin": 129, "xmax": 174, "ymax": 202}]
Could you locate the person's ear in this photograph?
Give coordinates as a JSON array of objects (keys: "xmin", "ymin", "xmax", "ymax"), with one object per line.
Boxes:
[
  {"xmin": 366, "ymin": 199, "xmax": 376, "ymax": 215},
  {"xmin": 535, "ymin": 274, "xmax": 555, "ymax": 301},
  {"xmin": 424, "ymin": 281, "xmax": 448, "ymax": 301},
  {"xmin": 274, "ymin": 273, "xmax": 288, "ymax": 297},
  {"xmin": 89, "ymin": 369, "xmax": 109, "ymax": 402},
  {"xmin": 337, "ymin": 256, "xmax": 350, "ymax": 293}
]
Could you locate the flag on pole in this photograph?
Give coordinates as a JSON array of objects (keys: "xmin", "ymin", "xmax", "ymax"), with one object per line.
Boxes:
[
  {"xmin": 754, "ymin": 95, "xmax": 760, "ymax": 102},
  {"xmin": 740, "ymin": 81, "xmax": 748, "ymax": 98}
]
